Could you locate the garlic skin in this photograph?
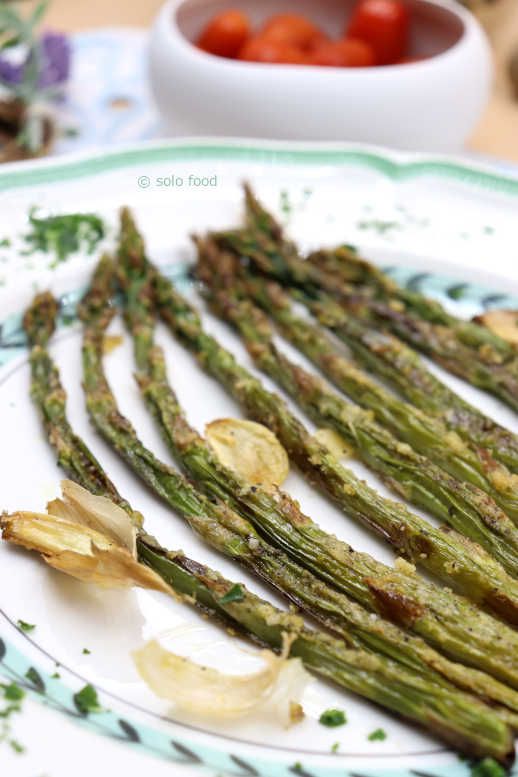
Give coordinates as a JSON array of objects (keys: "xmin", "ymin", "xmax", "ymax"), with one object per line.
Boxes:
[
  {"xmin": 1, "ymin": 480, "xmax": 168, "ymax": 592},
  {"xmin": 133, "ymin": 634, "xmax": 310, "ymax": 726}
]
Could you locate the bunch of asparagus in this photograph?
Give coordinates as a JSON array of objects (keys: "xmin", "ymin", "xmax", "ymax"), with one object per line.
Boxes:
[
  {"xmin": 9, "ymin": 200, "xmax": 518, "ymax": 763},
  {"xmin": 17, "ymin": 273, "xmax": 517, "ymax": 762},
  {"xmin": 193, "ymin": 237, "xmax": 518, "ymax": 580}
]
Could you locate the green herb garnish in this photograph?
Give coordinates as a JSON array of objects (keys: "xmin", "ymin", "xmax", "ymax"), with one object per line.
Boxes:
[
  {"xmin": 51, "ymin": 672, "xmax": 61, "ymax": 679},
  {"xmin": 17, "ymin": 620, "xmax": 35, "ymax": 633},
  {"xmin": 9, "ymin": 739, "xmax": 24, "ymax": 754},
  {"xmin": 23, "ymin": 209, "xmax": 105, "ymax": 268},
  {"xmin": 73, "ymin": 684, "xmax": 102, "ymax": 715},
  {"xmin": 319, "ymin": 709, "xmax": 347, "ymax": 727},
  {"xmin": 331, "ymin": 741, "xmax": 340, "ymax": 753},
  {"xmin": 0, "ymin": 705, "xmax": 20, "ymax": 719},
  {"xmin": 2, "ymin": 684, "xmax": 24, "ymax": 702},
  {"xmin": 279, "ymin": 189, "xmax": 292, "ymax": 217},
  {"xmin": 0, "ymin": 238, "xmax": 11, "ymax": 249},
  {"xmin": 219, "ymin": 584, "xmax": 245, "ymax": 604},
  {"xmin": 470, "ymin": 757, "xmax": 506, "ymax": 777},
  {"xmin": 368, "ymin": 728, "xmax": 387, "ymax": 741},
  {"xmin": 356, "ymin": 219, "xmax": 401, "ymax": 235},
  {"xmin": 82, "ymin": 648, "xmax": 91, "ymax": 655}
]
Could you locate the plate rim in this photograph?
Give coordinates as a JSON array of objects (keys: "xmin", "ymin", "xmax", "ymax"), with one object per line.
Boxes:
[{"xmin": 0, "ymin": 137, "xmax": 517, "ymax": 195}]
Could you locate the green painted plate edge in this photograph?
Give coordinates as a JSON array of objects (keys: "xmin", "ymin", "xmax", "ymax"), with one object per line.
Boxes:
[{"xmin": 0, "ymin": 139, "xmax": 518, "ymax": 194}]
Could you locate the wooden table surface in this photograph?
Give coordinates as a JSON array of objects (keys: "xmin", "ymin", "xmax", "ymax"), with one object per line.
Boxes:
[{"xmin": 46, "ymin": 0, "xmax": 518, "ymax": 161}]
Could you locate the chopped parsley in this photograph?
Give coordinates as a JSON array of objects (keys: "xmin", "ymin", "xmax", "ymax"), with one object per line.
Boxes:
[
  {"xmin": 0, "ymin": 238, "xmax": 11, "ymax": 249},
  {"xmin": 25, "ymin": 668, "xmax": 43, "ymax": 689},
  {"xmin": 0, "ymin": 705, "xmax": 20, "ymax": 719},
  {"xmin": 9, "ymin": 739, "xmax": 24, "ymax": 754},
  {"xmin": 368, "ymin": 728, "xmax": 387, "ymax": 741},
  {"xmin": 23, "ymin": 209, "xmax": 105, "ymax": 268},
  {"xmin": 219, "ymin": 584, "xmax": 245, "ymax": 605},
  {"xmin": 2, "ymin": 684, "xmax": 24, "ymax": 703},
  {"xmin": 357, "ymin": 219, "xmax": 401, "ymax": 235},
  {"xmin": 17, "ymin": 620, "xmax": 35, "ymax": 633},
  {"xmin": 279, "ymin": 189, "xmax": 292, "ymax": 217},
  {"xmin": 73, "ymin": 684, "xmax": 102, "ymax": 715},
  {"xmin": 319, "ymin": 708, "xmax": 347, "ymax": 727},
  {"xmin": 82, "ymin": 648, "xmax": 91, "ymax": 655},
  {"xmin": 470, "ymin": 758, "xmax": 506, "ymax": 777},
  {"xmin": 331, "ymin": 741, "xmax": 340, "ymax": 753},
  {"xmin": 0, "ymin": 682, "xmax": 25, "ymax": 755},
  {"xmin": 51, "ymin": 672, "xmax": 61, "ymax": 679}
]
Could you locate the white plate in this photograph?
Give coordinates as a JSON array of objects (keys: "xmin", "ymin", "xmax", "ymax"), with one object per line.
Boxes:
[{"xmin": 0, "ymin": 139, "xmax": 518, "ymax": 777}]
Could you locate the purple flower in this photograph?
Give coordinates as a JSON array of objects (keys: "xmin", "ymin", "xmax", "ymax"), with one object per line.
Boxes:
[
  {"xmin": 0, "ymin": 31, "xmax": 70, "ymax": 92},
  {"xmin": 0, "ymin": 58, "xmax": 23, "ymax": 87},
  {"xmin": 38, "ymin": 31, "xmax": 71, "ymax": 88}
]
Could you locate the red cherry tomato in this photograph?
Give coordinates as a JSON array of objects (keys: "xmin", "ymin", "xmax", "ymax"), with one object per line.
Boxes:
[
  {"xmin": 310, "ymin": 37, "xmax": 376, "ymax": 67},
  {"xmin": 197, "ymin": 10, "xmax": 251, "ymax": 59},
  {"xmin": 260, "ymin": 13, "xmax": 326, "ymax": 51},
  {"xmin": 396, "ymin": 54, "xmax": 426, "ymax": 64},
  {"xmin": 346, "ymin": 0, "xmax": 409, "ymax": 65},
  {"xmin": 238, "ymin": 36, "xmax": 308, "ymax": 64}
]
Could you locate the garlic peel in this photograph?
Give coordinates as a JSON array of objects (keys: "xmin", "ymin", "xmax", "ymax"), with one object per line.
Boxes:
[
  {"xmin": 133, "ymin": 636, "xmax": 310, "ymax": 725},
  {"xmin": 1, "ymin": 482, "xmax": 168, "ymax": 593}
]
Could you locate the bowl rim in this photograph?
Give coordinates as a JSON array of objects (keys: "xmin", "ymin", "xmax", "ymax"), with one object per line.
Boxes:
[{"xmin": 157, "ymin": 0, "xmax": 485, "ymax": 74}]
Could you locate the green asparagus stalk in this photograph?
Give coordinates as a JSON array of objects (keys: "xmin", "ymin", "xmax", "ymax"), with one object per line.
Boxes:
[
  {"xmin": 26, "ymin": 292, "xmax": 517, "ymax": 759},
  {"xmin": 310, "ymin": 293, "xmax": 518, "ymax": 475},
  {"xmin": 153, "ymin": 265, "xmax": 518, "ymax": 692},
  {"xmin": 218, "ymin": 183, "xmax": 518, "ymax": 412},
  {"xmin": 307, "ymin": 245, "xmax": 517, "ymax": 364},
  {"xmin": 196, "ymin": 254, "xmax": 518, "ymax": 581},
  {"xmin": 22, "ymin": 293, "xmax": 137, "ymax": 518},
  {"xmin": 221, "ymin": 264, "xmax": 518, "ymax": 530},
  {"xmin": 116, "ymin": 211, "xmax": 518, "ymax": 721}
]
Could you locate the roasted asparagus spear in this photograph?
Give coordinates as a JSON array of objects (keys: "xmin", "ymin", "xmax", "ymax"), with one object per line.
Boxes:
[
  {"xmin": 307, "ymin": 245, "xmax": 517, "ymax": 364},
  {"xmin": 20, "ymin": 287, "xmax": 518, "ymax": 760},
  {"xmin": 313, "ymin": 295, "xmax": 518, "ymax": 474}
]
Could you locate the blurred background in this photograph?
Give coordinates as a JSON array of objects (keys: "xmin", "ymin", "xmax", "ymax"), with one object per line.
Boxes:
[{"xmin": 1, "ymin": 0, "xmax": 517, "ymax": 161}]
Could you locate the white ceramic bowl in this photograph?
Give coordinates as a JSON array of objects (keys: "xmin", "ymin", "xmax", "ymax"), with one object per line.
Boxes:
[{"xmin": 149, "ymin": 0, "xmax": 492, "ymax": 151}]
